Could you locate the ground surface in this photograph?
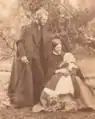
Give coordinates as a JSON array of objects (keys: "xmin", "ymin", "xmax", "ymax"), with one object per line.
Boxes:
[{"xmin": 0, "ymin": 57, "xmax": 95, "ymax": 119}]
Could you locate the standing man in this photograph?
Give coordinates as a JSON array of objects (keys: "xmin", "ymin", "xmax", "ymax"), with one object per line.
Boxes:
[{"xmin": 8, "ymin": 21, "xmax": 44, "ymax": 107}]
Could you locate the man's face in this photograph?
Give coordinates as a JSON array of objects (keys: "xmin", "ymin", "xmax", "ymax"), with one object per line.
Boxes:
[
  {"xmin": 54, "ymin": 44, "xmax": 62, "ymax": 55},
  {"xmin": 40, "ymin": 16, "xmax": 48, "ymax": 25}
]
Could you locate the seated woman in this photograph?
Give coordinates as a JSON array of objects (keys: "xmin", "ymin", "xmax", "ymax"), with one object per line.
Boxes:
[
  {"xmin": 40, "ymin": 38, "xmax": 79, "ymax": 112},
  {"xmin": 32, "ymin": 38, "xmax": 95, "ymax": 112}
]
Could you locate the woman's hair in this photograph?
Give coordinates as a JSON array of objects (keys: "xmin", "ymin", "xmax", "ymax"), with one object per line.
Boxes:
[{"xmin": 52, "ymin": 38, "xmax": 62, "ymax": 49}]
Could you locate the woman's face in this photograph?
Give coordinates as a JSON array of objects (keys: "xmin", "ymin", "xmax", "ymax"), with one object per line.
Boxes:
[{"xmin": 54, "ymin": 44, "xmax": 62, "ymax": 55}]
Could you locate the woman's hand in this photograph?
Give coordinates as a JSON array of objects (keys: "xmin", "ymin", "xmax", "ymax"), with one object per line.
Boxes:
[
  {"xmin": 60, "ymin": 62, "xmax": 68, "ymax": 68},
  {"xmin": 21, "ymin": 56, "xmax": 29, "ymax": 64},
  {"xmin": 55, "ymin": 68, "xmax": 69, "ymax": 77}
]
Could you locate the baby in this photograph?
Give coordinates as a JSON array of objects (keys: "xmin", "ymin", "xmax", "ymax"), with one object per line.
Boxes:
[{"xmin": 55, "ymin": 52, "xmax": 78, "ymax": 76}]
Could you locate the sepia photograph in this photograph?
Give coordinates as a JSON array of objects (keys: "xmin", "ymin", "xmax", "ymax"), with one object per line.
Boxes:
[{"xmin": 0, "ymin": 0, "xmax": 95, "ymax": 119}]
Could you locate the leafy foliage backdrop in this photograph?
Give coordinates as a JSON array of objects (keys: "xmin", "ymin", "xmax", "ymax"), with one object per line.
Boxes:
[{"xmin": 0, "ymin": 0, "xmax": 95, "ymax": 60}]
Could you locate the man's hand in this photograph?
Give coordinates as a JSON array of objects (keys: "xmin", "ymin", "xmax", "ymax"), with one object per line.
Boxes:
[{"xmin": 21, "ymin": 56, "xmax": 29, "ymax": 64}]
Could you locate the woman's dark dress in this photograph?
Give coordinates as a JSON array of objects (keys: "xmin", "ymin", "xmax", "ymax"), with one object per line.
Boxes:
[{"xmin": 45, "ymin": 52, "xmax": 63, "ymax": 90}]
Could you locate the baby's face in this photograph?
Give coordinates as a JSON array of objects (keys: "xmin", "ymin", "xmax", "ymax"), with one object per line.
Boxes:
[{"xmin": 69, "ymin": 63, "xmax": 78, "ymax": 75}]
